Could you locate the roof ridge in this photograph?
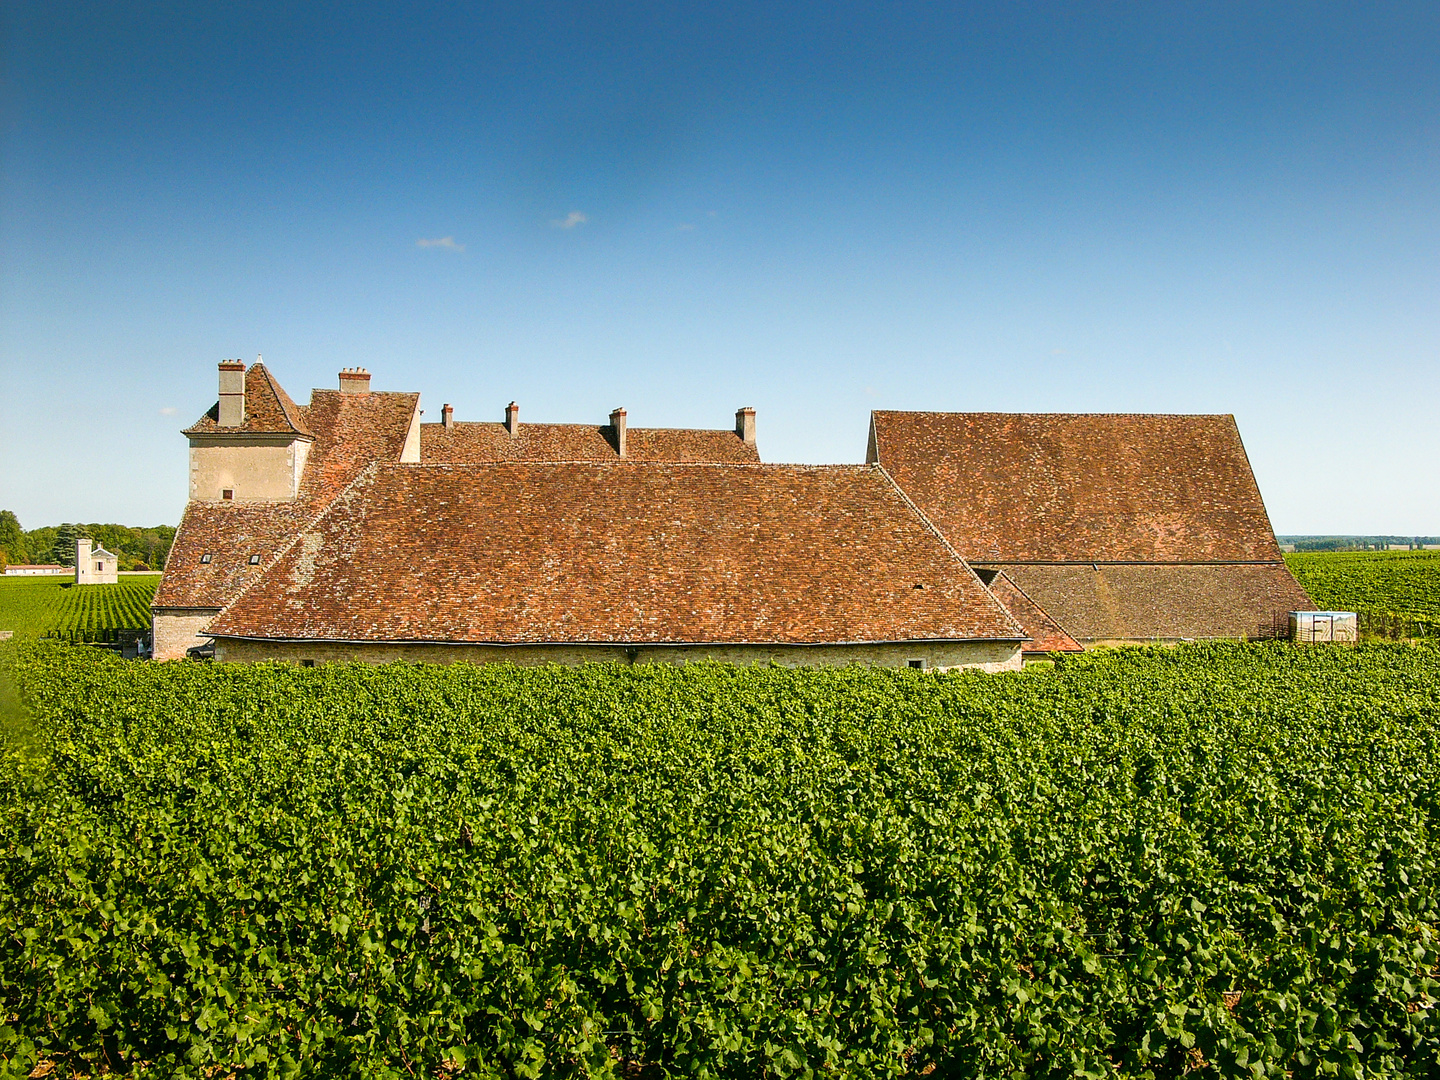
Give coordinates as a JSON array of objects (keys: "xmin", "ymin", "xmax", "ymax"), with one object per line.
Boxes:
[
  {"xmin": 250, "ymin": 363, "xmax": 314, "ymax": 438},
  {"xmin": 373, "ymin": 460, "xmax": 865, "ymax": 471},
  {"xmin": 872, "ymin": 409, "xmax": 1235, "ymax": 419}
]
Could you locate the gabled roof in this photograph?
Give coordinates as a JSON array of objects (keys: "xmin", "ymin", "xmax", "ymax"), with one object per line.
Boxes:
[
  {"xmin": 155, "ymin": 386, "xmax": 420, "ymax": 611},
  {"xmin": 88, "ymin": 546, "xmax": 118, "ymax": 559},
  {"xmin": 205, "ymin": 462, "xmax": 1026, "ymax": 646},
  {"xmin": 183, "ymin": 363, "xmax": 315, "ymax": 439},
  {"xmin": 869, "ymin": 411, "xmax": 1285, "ymax": 562},
  {"xmin": 421, "ymin": 422, "xmax": 761, "ymax": 463}
]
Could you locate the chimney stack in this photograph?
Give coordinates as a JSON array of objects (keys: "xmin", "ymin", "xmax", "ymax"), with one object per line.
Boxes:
[
  {"xmin": 442, "ymin": 403, "xmax": 454, "ymax": 429},
  {"xmin": 735, "ymin": 407, "xmax": 756, "ymax": 446},
  {"xmin": 218, "ymin": 360, "xmax": 246, "ymax": 427},
  {"xmin": 609, "ymin": 408, "xmax": 628, "ymax": 457},
  {"xmin": 505, "ymin": 401, "xmax": 520, "ymax": 438},
  {"xmin": 338, "ymin": 367, "xmax": 371, "ymax": 394}
]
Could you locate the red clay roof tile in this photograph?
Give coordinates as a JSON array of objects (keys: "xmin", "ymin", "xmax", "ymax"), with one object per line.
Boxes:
[
  {"xmin": 205, "ymin": 462, "xmax": 1026, "ymax": 645},
  {"xmin": 183, "ymin": 363, "xmax": 315, "ymax": 438},
  {"xmin": 870, "ymin": 411, "xmax": 1286, "ymax": 562},
  {"xmin": 421, "ymin": 421, "xmax": 761, "ymax": 463}
]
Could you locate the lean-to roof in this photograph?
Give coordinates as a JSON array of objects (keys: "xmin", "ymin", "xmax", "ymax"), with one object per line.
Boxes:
[
  {"xmin": 869, "ymin": 411, "xmax": 1285, "ymax": 562},
  {"xmin": 421, "ymin": 421, "xmax": 760, "ymax": 463},
  {"xmin": 206, "ymin": 462, "xmax": 1026, "ymax": 646},
  {"xmin": 972, "ymin": 569, "xmax": 1083, "ymax": 654},
  {"xmin": 1001, "ymin": 562, "xmax": 1314, "ymax": 643}
]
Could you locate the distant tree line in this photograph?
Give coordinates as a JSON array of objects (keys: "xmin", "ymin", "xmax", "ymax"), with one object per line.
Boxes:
[
  {"xmin": 1278, "ymin": 535, "xmax": 1440, "ymax": 552},
  {"xmin": 0, "ymin": 511, "xmax": 175, "ymax": 571}
]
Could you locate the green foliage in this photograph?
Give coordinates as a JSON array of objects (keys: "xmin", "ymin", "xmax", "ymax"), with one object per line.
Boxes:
[
  {"xmin": 0, "ymin": 575, "xmax": 160, "ymax": 640},
  {"xmin": 4, "ymin": 516, "xmax": 175, "ymax": 572},
  {"xmin": 3, "ymin": 642, "xmax": 1438, "ymax": 1077},
  {"xmin": 0, "ymin": 513, "xmax": 25, "ymax": 568},
  {"xmin": 1286, "ymin": 551, "xmax": 1440, "ymax": 636}
]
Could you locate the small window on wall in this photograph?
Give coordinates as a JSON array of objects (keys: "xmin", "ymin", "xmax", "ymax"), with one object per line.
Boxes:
[
  {"xmin": 96, "ymin": 562, "xmax": 104, "ymax": 572},
  {"xmin": 907, "ymin": 659, "xmax": 926, "ymax": 670},
  {"xmin": 249, "ymin": 554, "xmax": 261, "ymax": 565},
  {"xmin": 200, "ymin": 553, "xmax": 212, "ymax": 564},
  {"xmin": 301, "ymin": 659, "xmax": 316, "ymax": 668},
  {"xmin": 222, "ymin": 489, "xmax": 234, "ymax": 500}
]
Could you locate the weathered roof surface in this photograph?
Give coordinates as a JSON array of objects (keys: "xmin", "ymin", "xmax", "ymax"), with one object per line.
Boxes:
[
  {"xmin": 972, "ymin": 568, "xmax": 1083, "ymax": 654},
  {"xmin": 184, "ymin": 363, "xmax": 315, "ymax": 438},
  {"xmin": 155, "ymin": 386, "xmax": 419, "ymax": 611},
  {"xmin": 870, "ymin": 411, "xmax": 1285, "ymax": 562},
  {"xmin": 206, "ymin": 462, "xmax": 1026, "ymax": 645},
  {"xmin": 998, "ymin": 562, "xmax": 1314, "ymax": 642},
  {"xmin": 421, "ymin": 422, "xmax": 761, "ymax": 463}
]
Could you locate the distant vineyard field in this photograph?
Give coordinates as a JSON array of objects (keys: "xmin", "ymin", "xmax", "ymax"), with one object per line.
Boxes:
[
  {"xmin": 1285, "ymin": 550, "xmax": 1440, "ymax": 635},
  {"xmin": 0, "ymin": 574, "xmax": 159, "ymax": 639}
]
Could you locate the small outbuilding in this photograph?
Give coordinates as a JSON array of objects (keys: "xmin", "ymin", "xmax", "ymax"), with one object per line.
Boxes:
[{"xmin": 75, "ymin": 538, "xmax": 119, "ymax": 585}]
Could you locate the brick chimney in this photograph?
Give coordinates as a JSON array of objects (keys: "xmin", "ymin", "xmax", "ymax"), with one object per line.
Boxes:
[
  {"xmin": 735, "ymin": 407, "xmax": 756, "ymax": 446},
  {"xmin": 442, "ymin": 403, "xmax": 454, "ymax": 429},
  {"xmin": 338, "ymin": 367, "xmax": 371, "ymax": 394},
  {"xmin": 505, "ymin": 401, "xmax": 520, "ymax": 438},
  {"xmin": 217, "ymin": 361, "xmax": 246, "ymax": 427},
  {"xmin": 610, "ymin": 408, "xmax": 627, "ymax": 458}
]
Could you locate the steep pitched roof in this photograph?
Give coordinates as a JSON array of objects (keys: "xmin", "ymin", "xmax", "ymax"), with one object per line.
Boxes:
[
  {"xmin": 421, "ymin": 422, "xmax": 761, "ymax": 463},
  {"xmin": 155, "ymin": 387, "xmax": 419, "ymax": 611},
  {"xmin": 183, "ymin": 363, "xmax": 315, "ymax": 438},
  {"xmin": 1001, "ymin": 562, "xmax": 1314, "ymax": 643},
  {"xmin": 972, "ymin": 568, "xmax": 1083, "ymax": 654},
  {"xmin": 869, "ymin": 411, "xmax": 1285, "ymax": 562},
  {"xmin": 205, "ymin": 462, "xmax": 1026, "ymax": 646}
]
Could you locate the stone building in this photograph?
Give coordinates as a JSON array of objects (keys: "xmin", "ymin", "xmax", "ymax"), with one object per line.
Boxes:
[
  {"xmin": 75, "ymin": 538, "xmax": 119, "ymax": 585},
  {"xmin": 154, "ymin": 360, "xmax": 1311, "ymax": 664},
  {"xmin": 867, "ymin": 411, "xmax": 1313, "ymax": 645}
]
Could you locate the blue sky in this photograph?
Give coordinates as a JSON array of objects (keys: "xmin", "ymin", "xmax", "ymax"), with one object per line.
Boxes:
[{"xmin": 2, "ymin": 1, "xmax": 1437, "ymax": 533}]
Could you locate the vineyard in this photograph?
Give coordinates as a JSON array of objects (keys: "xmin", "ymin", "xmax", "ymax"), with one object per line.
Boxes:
[
  {"xmin": 0, "ymin": 574, "xmax": 159, "ymax": 640},
  {"xmin": 1285, "ymin": 551, "xmax": 1440, "ymax": 637},
  {"xmin": 3, "ymin": 641, "xmax": 1438, "ymax": 1077}
]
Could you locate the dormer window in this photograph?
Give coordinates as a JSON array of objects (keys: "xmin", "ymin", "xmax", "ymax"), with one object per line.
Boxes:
[
  {"xmin": 249, "ymin": 554, "xmax": 261, "ymax": 565},
  {"xmin": 200, "ymin": 553, "xmax": 213, "ymax": 564}
]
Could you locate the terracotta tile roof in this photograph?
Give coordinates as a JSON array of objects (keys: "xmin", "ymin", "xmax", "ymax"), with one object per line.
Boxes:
[
  {"xmin": 183, "ymin": 363, "xmax": 315, "ymax": 438},
  {"xmin": 421, "ymin": 422, "xmax": 761, "ymax": 463},
  {"xmin": 999, "ymin": 562, "xmax": 1314, "ymax": 642},
  {"xmin": 972, "ymin": 568, "xmax": 1083, "ymax": 654},
  {"xmin": 205, "ymin": 462, "xmax": 1027, "ymax": 646},
  {"xmin": 870, "ymin": 411, "xmax": 1285, "ymax": 562},
  {"xmin": 155, "ymin": 387, "xmax": 419, "ymax": 611}
]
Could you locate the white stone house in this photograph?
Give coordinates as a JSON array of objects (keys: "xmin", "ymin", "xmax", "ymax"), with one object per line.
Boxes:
[{"xmin": 75, "ymin": 538, "xmax": 119, "ymax": 585}]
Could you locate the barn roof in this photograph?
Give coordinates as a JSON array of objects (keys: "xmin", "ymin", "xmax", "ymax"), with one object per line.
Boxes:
[
  {"xmin": 421, "ymin": 421, "xmax": 760, "ymax": 463},
  {"xmin": 155, "ymin": 386, "xmax": 419, "ymax": 611},
  {"xmin": 869, "ymin": 411, "xmax": 1285, "ymax": 562},
  {"xmin": 183, "ymin": 363, "xmax": 315, "ymax": 439},
  {"xmin": 205, "ymin": 462, "xmax": 1027, "ymax": 646}
]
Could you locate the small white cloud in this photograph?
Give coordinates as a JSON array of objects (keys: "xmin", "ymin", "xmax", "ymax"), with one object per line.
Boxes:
[
  {"xmin": 159, "ymin": 407, "xmax": 177, "ymax": 416},
  {"xmin": 416, "ymin": 237, "xmax": 465, "ymax": 251},
  {"xmin": 551, "ymin": 211, "xmax": 588, "ymax": 229}
]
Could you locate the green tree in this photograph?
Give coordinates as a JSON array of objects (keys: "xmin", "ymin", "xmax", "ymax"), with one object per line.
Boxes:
[
  {"xmin": 0, "ymin": 511, "xmax": 26, "ymax": 567},
  {"xmin": 50, "ymin": 524, "xmax": 80, "ymax": 567}
]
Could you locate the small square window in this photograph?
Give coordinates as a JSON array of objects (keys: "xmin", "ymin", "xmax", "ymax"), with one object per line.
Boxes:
[
  {"xmin": 222, "ymin": 489, "xmax": 234, "ymax": 500},
  {"xmin": 249, "ymin": 554, "xmax": 261, "ymax": 565},
  {"xmin": 97, "ymin": 562, "xmax": 104, "ymax": 571},
  {"xmin": 300, "ymin": 659, "xmax": 316, "ymax": 668},
  {"xmin": 200, "ymin": 553, "xmax": 212, "ymax": 564},
  {"xmin": 907, "ymin": 659, "xmax": 926, "ymax": 670}
]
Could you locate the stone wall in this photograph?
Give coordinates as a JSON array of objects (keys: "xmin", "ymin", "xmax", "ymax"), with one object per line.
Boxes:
[
  {"xmin": 213, "ymin": 638, "xmax": 1023, "ymax": 672},
  {"xmin": 152, "ymin": 609, "xmax": 220, "ymax": 661},
  {"xmin": 188, "ymin": 436, "xmax": 311, "ymax": 502}
]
